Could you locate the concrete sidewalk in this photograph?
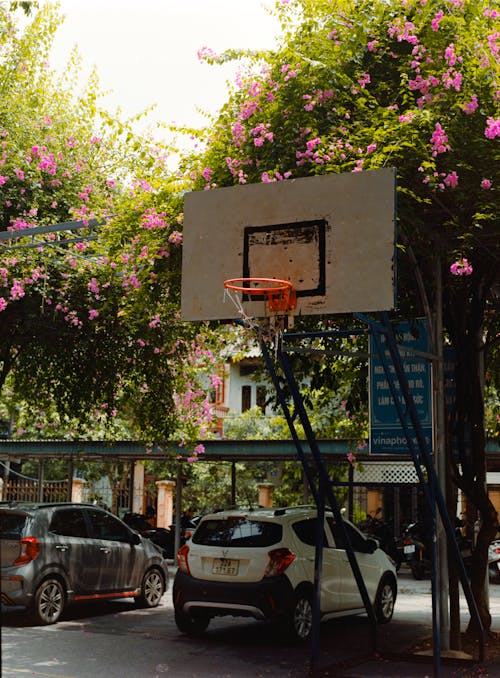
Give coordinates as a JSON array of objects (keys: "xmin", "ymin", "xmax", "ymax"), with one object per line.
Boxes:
[{"xmin": 309, "ymin": 571, "xmax": 500, "ymax": 677}]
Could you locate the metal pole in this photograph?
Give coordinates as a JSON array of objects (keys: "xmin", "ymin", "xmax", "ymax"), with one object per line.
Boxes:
[
  {"xmin": 434, "ymin": 258, "xmax": 450, "ymax": 651},
  {"xmin": 37, "ymin": 460, "xmax": 44, "ymax": 502},
  {"xmin": 174, "ymin": 463, "xmax": 182, "ymax": 556},
  {"xmin": 231, "ymin": 461, "xmax": 236, "ymax": 506},
  {"xmin": 67, "ymin": 458, "xmax": 74, "ymax": 502}
]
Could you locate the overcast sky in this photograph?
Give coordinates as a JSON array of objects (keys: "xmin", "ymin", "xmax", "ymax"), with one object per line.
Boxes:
[{"xmin": 49, "ymin": 0, "xmax": 281, "ymax": 147}]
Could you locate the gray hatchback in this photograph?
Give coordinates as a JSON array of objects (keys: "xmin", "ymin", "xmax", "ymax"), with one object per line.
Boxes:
[{"xmin": 1, "ymin": 502, "xmax": 169, "ymax": 624}]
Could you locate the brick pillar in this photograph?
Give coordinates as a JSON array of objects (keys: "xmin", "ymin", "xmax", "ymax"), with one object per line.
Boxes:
[
  {"xmin": 71, "ymin": 478, "xmax": 86, "ymax": 503},
  {"xmin": 258, "ymin": 482, "xmax": 274, "ymax": 508},
  {"xmin": 156, "ymin": 480, "xmax": 176, "ymax": 529}
]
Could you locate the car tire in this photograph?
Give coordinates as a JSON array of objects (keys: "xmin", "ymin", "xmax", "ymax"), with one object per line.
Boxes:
[
  {"xmin": 374, "ymin": 576, "xmax": 395, "ymax": 624},
  {"xmin": 280, "ymin": 591, "xmax": 313, "ymax": 642},
  {"xmin": 174, "ymin": 608, "xmax": 210, "ymax": 636},
  {"xmin": 31, "ymin": 577, "xmax": 65, "ymax": 625},
  {"xmin": 135, "ymin": 568, "xmax": 165, "ymax": 608}
]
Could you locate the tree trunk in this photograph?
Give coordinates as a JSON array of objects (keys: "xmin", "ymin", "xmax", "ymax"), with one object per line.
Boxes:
[{"xmin": 445, "ymin": 283, "xmax": 498, "ymax": 637}]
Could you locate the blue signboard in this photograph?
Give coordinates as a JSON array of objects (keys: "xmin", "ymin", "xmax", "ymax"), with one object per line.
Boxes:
[{"xmin": 369, "ymin": 320, "xmax": 433, "ymax": 454}]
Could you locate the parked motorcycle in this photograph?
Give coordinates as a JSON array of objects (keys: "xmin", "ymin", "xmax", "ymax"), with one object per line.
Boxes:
[
  {"xmin": 123, "ymin": 512, "xmax": 196, "ymax": 559},
  {"xmin": 489, "ymin": 538, "xmax": 500, "ymax": 583},
  {"xmin": 357, "ymin": 509, "xmax": 402, "ymax": 570},
  {"xmin": 402, "ymin": 520, "xmax": 473, "ymax": 580},
  {"xmin": 402, "ymin": 521, "xmax": 429, "ymax": 580}
]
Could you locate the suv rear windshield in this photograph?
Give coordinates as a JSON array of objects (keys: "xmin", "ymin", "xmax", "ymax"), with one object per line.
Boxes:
[
  {"xmin": 0, "ymin": 511, "xmax": 28, "ymax": 539},
  {"xmin": 193, "ymin": 517, "xmax": 282, "ymax": 547}
]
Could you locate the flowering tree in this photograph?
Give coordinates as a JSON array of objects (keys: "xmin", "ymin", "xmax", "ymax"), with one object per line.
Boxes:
[
  {"xmin": 184, "ymin": 0, "xmax": 499, "ymax": 637},
  {"xmin": 0, "ymin": 4, "xmax": 218, "ymax": 451}
]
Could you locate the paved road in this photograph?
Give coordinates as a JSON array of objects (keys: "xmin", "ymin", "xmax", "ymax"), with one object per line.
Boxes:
[{"xmin": 2, "ymin": 570, "xmax": 499, "ymax": 677}]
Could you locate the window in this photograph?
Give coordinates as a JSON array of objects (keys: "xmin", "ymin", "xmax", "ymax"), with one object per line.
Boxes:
[
  {"xmin": 193, "ymin": 518, "xmax": 282, "ymax": 547},
  {"xmin": 241, "ymin": 385, "xmax": 251, "ymax": 412},
  {"xmin": 50, "ymin": 509, "xmax": 88, "ymax": 538},
  {"xmin": 86, "ymin": 508, "xmax": 131, "ymax": 542},
  {"xmin": 327, "ymin": 518, "xmax": 368, "ymax": 552},
  {"xmin": 292, "ymin": 518, "xmax": 328, "ymax": 547},
  {"xmin": 209, "ymin": 364, "xmax": 225, "ymax": 405},
  {"xmin": 0, "ymin": 512, "xmax": 27, "ymax": 539},
  {"xmin": 256, "ymin": 385, "xmax": 267, "ymax": 413}
]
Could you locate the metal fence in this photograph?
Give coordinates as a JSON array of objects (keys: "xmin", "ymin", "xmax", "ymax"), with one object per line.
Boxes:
[
  {"xmin": 2, "ymin": 479, "xmax": 69, "ymax": 503},
  {"xmin": 0, "ymin": 477, "xmax": 155, "ymax": 519}
]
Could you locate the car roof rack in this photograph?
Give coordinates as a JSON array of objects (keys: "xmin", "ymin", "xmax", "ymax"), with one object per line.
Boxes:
[{"xmin": 273, "ymin": 504, "xmax": 317, "ymax": 516}]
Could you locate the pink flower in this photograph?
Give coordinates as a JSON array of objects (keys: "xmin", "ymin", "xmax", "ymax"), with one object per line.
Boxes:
[
  {"xmin": 444, "ymin": 171, "xmax": 459, "ymax": 188},
  {"xmin": 430, "ymin": 123, "xmax": 451, "ymax": 155},
  {"xmin": 450, "ymin": 258, "xmax": 473, "ymax": 276},
  {"xmin": 88, "ymin": 309, "xmax": 99, "ymax": 320},
  {"xmin": 463, "ymin": 94, "xmax": 478, "ymax": 114},
  {"xmin": 485, "ymin": 117, "xmax": 500, "ymax": 139},
  {"xmin": 261, "ymin": 172, "xmax": 275, "ymax": 183},
  {"xmin": 358, "ymin": 72, "xmax": 371, "ymax": 88},
  {"xmin": 196, "ymin": 46, "xmax": 218, "ymax": 63},
  {"xmin": 14, "ymin": 168, "xmax": 24, "ymax": 180},
  {"xmin": 10, "ymin": 280, "xmax": 25, "ymax": 300},
  {"xmin": 88, "ymin": 278, "xmax": 100, "ymax": 295},
  {"xmin": 0, "ymin": 297, "xmax": 7, "ymax": 312},
  {"xmin": 0, "ymin": 175, "xmax": 8, "ymax": 185},
  {"xmin": 210, "ymin": 374, "xmax": 223, "ymax": 387},
  {"xmin": 168, "ymin": 230, "xmax": 182, "ymax": 244},
  {"xmin": 480, "ymin": 178, "xmax": 492, "ymax": 189},
  {"xmin": 431, "ymin": 10, "xmax": 444, "ymax": 31},
  {"xmin": 399, "ymin": 112, "xmax": 415, "ymax": 123},
  {"xmin": 366, "ymin": 143, "xmax": 377, "ymax": 153}
]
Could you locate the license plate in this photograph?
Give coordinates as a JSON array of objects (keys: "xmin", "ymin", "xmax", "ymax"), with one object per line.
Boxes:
[
  {"xmin": 404, "ymin": 544, "xmax": 416, "ymax": 554},
  {"xmin": 212, "ymin": 558, "xmax": 239, "ymax": 575}
]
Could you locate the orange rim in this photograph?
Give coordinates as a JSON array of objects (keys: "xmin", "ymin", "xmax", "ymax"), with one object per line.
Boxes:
[
  {"xmin": 224, "ymin": 277, "xmax": 292, "ymax": 294},
  {"xmin": 224, "ymin": 278, "xmax": 296, "ymax": 312}
]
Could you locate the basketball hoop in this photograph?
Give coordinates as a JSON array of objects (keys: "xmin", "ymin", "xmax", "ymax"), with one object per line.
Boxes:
[{"xmin": 224, "ymin": 277, "xmax": 297, "ymax": 314}]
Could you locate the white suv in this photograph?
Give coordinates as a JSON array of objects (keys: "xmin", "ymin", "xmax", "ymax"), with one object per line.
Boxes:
[{"xmin": 173, "ymin": 506, "xmax": 397, "ymax": 641}]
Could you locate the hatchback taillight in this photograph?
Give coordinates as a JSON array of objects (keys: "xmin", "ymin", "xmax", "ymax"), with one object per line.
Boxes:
[
  {"xmin": 14, "ymin": 537, "xmax": 40, "ymax": 565},
  {"xmin": 264, "ymin": 548, "xmax": 295, "ymax": 578},
  {"xmin": 177, "ymin": 543, "xmax": 190, "ymax": 574}
]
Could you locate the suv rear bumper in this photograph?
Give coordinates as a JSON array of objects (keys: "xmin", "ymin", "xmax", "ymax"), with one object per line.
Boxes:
[{"xmin": 173, "ymin": 570, "xmax": 296, "ymax": 621}]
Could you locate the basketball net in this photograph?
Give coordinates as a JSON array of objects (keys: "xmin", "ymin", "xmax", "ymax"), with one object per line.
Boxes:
[{"xmin": 223, "ymin": 278, "xmax": 296, "ymax": 350}]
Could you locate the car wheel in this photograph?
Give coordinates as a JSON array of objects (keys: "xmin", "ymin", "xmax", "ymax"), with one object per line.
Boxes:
[
  {"xmin": 374, "ymin": 576, "xmax": 395, "ymax": 624},
  {"xmin": 31, "ymin": 578, "xmax": 65, "ymax": 625},
  {"xmin": 174, "ymin": 608, "xmax": 210, "ymax": 636},
  {"xmin": 135, "ymin": 568, "xmax": 165, "ymax": 608},
  {"xmin": 280, "ymin": 592, "xmax": 313, "ymax": 642}
]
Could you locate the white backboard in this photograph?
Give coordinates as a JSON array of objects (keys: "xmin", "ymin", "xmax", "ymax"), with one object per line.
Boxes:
[{"xmin": 181, "ymin": 168, "xmax": 396, "ymax": 321}]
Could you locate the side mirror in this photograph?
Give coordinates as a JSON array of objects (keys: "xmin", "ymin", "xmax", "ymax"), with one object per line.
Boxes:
[
  {"xmin": 129, "ymin": 531, "xmax": 141, "ymax": 545},
  {"xmin": 365, "ymin": 538, "xmax": 378, "ymax": 554}
]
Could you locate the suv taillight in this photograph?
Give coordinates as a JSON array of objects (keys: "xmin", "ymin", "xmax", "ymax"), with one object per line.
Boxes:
[
  {"xmin": 14, "ymin": 537, "xmax": 40, "ymax": 565},
  {"xmin": 264, "ymin": 548, "xmax": 295, "ymax": 578},
  {"xmin": 177, "ymin": 543, "xmax": 190, "ymax": 574}
]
